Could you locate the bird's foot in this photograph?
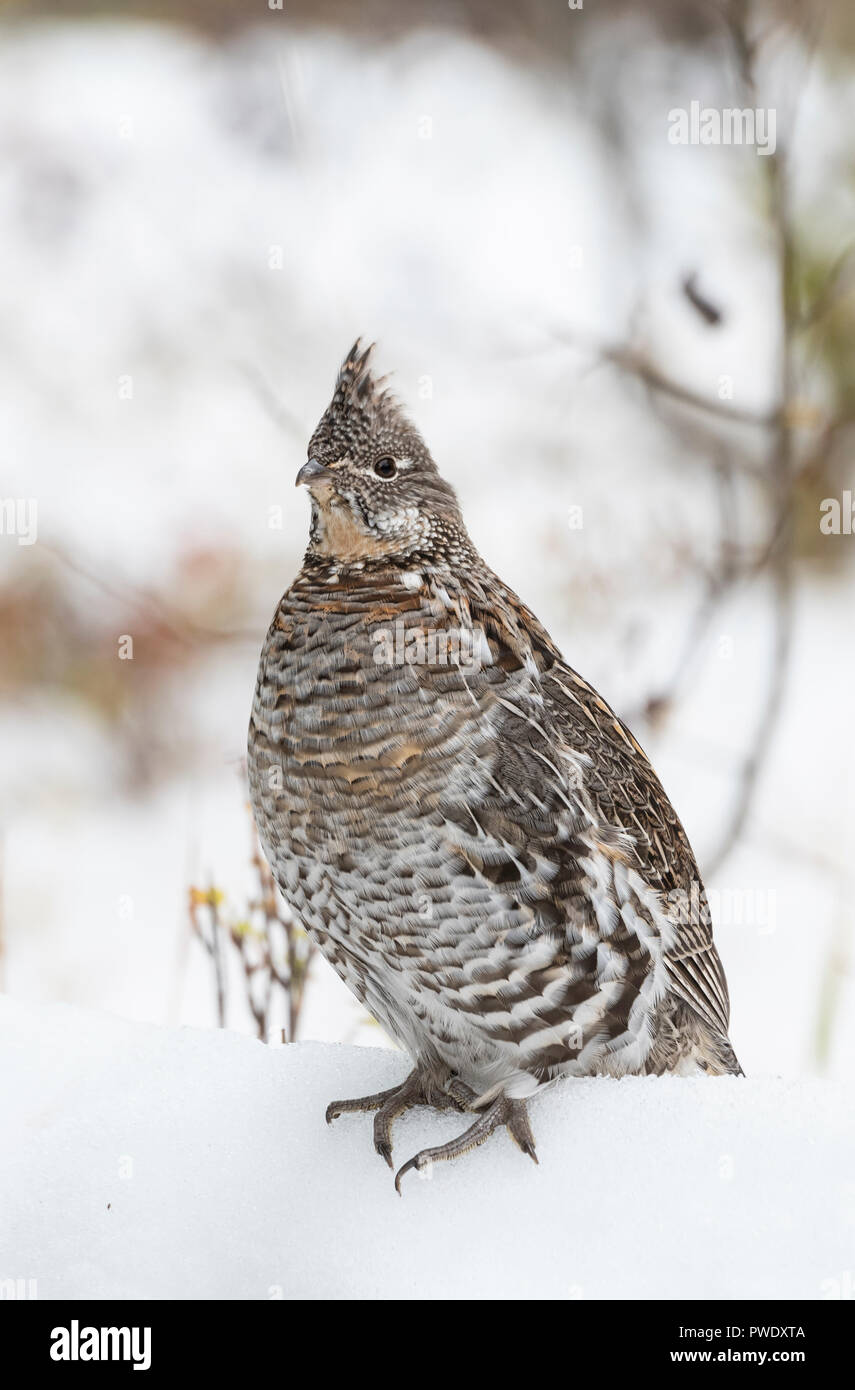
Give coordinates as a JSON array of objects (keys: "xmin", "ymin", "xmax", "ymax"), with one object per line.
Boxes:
[
  {"xmin": 325, "ymin": 1069, "xmax": 473, "ymax": 1170},
  {"xmin": 394, "ymin": 1094, "xmax": 538, "ymax": 1194}
]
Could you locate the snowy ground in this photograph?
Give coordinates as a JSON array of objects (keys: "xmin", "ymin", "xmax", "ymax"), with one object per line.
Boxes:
[{"xmin": 1, "ymin": 996, "xmax": 852, "ymax": 1301}]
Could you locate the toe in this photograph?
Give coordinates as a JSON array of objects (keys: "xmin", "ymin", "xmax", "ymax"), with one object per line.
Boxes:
[
  {"xmin": 506, "ymin": 1098, "xmax": 538, "ymax": 1162},
  {"xmin": 375, "ymin": 1137, "xmax": 394, "ymax": 1169},
  {"xmin": 394, "ymin": 1152, "xmax": 426, "ymax": 1194}
]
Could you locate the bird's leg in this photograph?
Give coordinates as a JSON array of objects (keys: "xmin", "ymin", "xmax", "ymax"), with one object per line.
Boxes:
[
  {"xmin": 326, "ymin": 1069, "xmax": 472, "ymax": 1168},
  {"xmin": 394, "ymin": 1095, "xmax": 538, "ymax": 1194}
]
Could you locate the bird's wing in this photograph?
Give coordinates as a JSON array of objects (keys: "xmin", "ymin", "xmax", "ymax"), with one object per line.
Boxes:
[
  {"xmin": 541, "ymin": 659, "xmax": 731, "ymax": 1039},
  {"xmin": 456, "ymin": 573, "xmax": 731, "ymax": 1043}
]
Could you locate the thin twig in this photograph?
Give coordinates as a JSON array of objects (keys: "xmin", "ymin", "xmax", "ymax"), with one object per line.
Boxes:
[
  {"xmin": 551, "ymin": 328, "xmax": 778, "ymax": 433},
  {"xmin": 41, "ymin": 541, "xmax": 259, "ymax": 647},
  {"xmin": 189, "ymin": 885, "xmax": 227, "ymax": 1028},
  {"xmin": 704, "ymin": 0, "xmax": 800, "ymax": 876}
]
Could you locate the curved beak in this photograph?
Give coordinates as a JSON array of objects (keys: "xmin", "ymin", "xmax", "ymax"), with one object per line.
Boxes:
[{"xmin": 295, "ymin": 458, "xmax": 331, "ymax": 488}]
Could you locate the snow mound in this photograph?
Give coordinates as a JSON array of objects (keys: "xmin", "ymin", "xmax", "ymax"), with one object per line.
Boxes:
[{"xmin": 0, "ymin": 996, "xmax": 850, "ymax": 1300}]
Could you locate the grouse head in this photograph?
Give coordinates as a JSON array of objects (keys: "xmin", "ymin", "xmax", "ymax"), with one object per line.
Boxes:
[{"xmin": 296, "ymin": 341, "xmax": 464, "ymax": 564}]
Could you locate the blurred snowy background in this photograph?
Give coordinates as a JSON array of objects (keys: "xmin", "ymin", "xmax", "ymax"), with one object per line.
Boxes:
[{"xmin": 1, "ymin": 0, "xmax": 854, "ymax": 1077}]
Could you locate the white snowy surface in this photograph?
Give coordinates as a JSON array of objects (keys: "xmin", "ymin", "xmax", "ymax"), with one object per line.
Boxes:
[{"xmin": 1, "ymin": 996, "xmax": 852, "ymax": 1301}]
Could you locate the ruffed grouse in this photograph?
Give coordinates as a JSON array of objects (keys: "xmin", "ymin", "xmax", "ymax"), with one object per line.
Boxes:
[{"xmin": 248, "ymin": 342, "xmax": 741, "ymax": 1191}]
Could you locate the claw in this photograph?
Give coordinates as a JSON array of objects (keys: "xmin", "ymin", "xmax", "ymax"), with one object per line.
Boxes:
[
  {"xmin": 373, "ymin": 1095, "xmax": 408, "ymax": 1166},
  {"xmin": 325, "ymin": 1073, "xmax": 537, "ymax": 1187},
  {"xmin": 374, "ymin": 1138, "xmax": 394, "ymax": 1170},
  {"xmin": 325, "ymin": 1069, "xmax": 426, "ymax": 1163},
  {"xmin": 506, "ymin": 1098, "xmax": 539, "ymax": 1164},
  {"xmin": 394, "ymin": 1095, "xmax": 537, "ymax": 1192},
  {"xmin": 394, "ymin": 1152, "xmax": 427, "ymax": 1194}
]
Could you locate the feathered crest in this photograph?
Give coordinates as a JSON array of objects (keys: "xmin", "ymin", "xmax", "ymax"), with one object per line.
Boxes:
[
  {"xmin": 307, "ymin": 338, "xmax": 434, "ymax": 470},
  {"xmin": 326, "ymin": 339, "xmax": 404, "ymax": 431}
]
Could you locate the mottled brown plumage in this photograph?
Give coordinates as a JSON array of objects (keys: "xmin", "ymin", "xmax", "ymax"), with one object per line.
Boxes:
[{"xmin": 248, "ymin": 341, "xmax": 741, "ymax": 1189}]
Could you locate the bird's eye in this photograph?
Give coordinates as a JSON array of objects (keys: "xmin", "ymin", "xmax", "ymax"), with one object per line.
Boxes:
[{"xmin": 373, "ymin": 456, "xmax": 397, "ymax": 479}]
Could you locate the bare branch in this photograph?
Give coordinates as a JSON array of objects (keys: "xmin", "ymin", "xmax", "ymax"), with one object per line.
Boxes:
[
  {"xmin": 552, "ymin": 327, "xmax": 778, "ymax": 432},
  {"xmin": 41, "ymin": 541, "xmax": 260, "ymax": 647}
]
